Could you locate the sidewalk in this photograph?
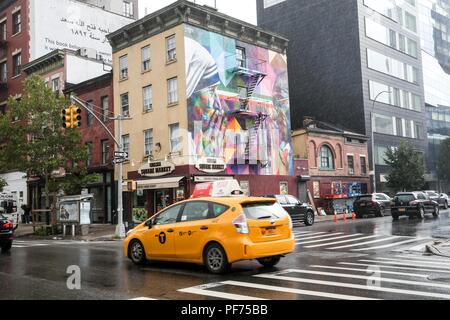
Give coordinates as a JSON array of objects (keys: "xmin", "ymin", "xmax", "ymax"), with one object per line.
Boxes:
[
  {"xmin": 14, "ymin": 223, "xmax": 118, "ymax": 242},
  {"xmin": 426, "ymin": 240, "xmax": 450, "ymax": 258}
]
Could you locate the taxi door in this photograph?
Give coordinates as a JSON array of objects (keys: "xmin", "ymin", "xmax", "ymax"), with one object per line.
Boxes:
[
  {"xmin": 174, "ymin": 201, "xmax": 213, "ymax": 261},
  {"xmin": 142, "ymin": 204, "xmax": 182, "ymax": 260}
]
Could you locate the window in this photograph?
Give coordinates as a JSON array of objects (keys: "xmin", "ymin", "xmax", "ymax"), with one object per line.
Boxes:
[
  {"xmin": 123, "ymin": 1, "xmax": 134, "ymax": 18},
  {"xmin": 12, "ymin": 11, "xmax": 21, "ymax": 35},
  {"xmin": 414, "ymin": 122, "xmax": 422, "ymax": 139},
  {"xmin": 52, "ymin": 78, "xmax": 60, "ymax": 94},
  {"xmin": 154, "ymin": 204, "xmax": 182, "ymax": 225},
  {"xmin": 263, "ymin": 0, "xmax": 286, "ymax": 8},
  {"xmin": 348, "ymin": 155, "xmax": 355, "ymax": 175},
  {"xmin": 101, "ymin": 140, "xmax": 109, "ymax": 164},
  {"xmin": 399, "ymin": 34, "xmax": 406, "ymax": 52},
  {"xmin": 236, "ymin": 47, "xmax": 246, "ymax": 68},
  {"xmin": 407, "ymin": 38, "xmax": 418, "ymax": 57},
  {"xmin": 169, "ymin": 123, "xmax": 181, "ymax": 153},
  {"xmin": 405, "ymin": 11, "xmax": 417, "ymax": 33},
  {"xmin": 396, "ymin": 117, "xmax": 403, "ymax": 136},
  {"xmin": 166, "ymin": 35, "xmax": 176, "ymax": 62},
  {"xmin": 120, "ymin": 93, "xmax": 129, "ymax": 116},
  {"xmin": 86, "ymin": 100, "xmax": 93, "ymax": 127},
  {"xmin": 405, "ymin": 120, "xmax": 412, "ymax": 138},
  {"xmin": 375, "ymin": 145, "xmax": 389, "ymax": 165},
  {"xmin": 320, "ymin": 145, "xmax": 334, "ymax": 170},
  {"xmin": 367, "ymin": 49, "xmax": 417, "ymax": 83},
  {"xmin": 167, "ymin": 77, "xmax": 178, "ymax": 105},
  {"xmin": 180, "ymin": 202, "xmax": 210, "ymax": 222},
  {"xmin": 144, "ymin": 129, "xmax": 153, "ymax": 157},
  {"xmin": 286, "ymin": 195, "xmax": 300, "ymax": 205},
  {"xmin": 119, "ymin": 55, "xmax": 128, "ymax": 80},
  {"xmin": 101, "ymin": 96, "xmax": 109, "ymax": 122},
  {"xmin": 211, "ymin": 203, "xmax": 229, "ymax": 218},
  {"xmin": 411, "ymin": 94, "xmax": 421, "ymax": 111},
  {"xmin": 0, "ymin": 21, "xmax": 6, "ymax": 41},
  {"xmin": 0, "ymin": 62, "xmax": 6, "ymax": 82},
  {"xmin": 12, "ymin": 53, "xmax": 21, "ymax": 77},
  {"xmin": 143, "ymin": 85, "xmax": 152, "ymax": 112},
  {"xmin": 141, "ymin": 45, "xmax": 151, "ymax": 72},
  {"xmin": 360, "ymin": 157, "xmax": 367, "ymax": 175},
  {"xmin": 121, "ymin": 134, "xmax": 130, "ymax": 156},
  {"xmin": 86, "ymin": 142, "xmax": 93, "ymax": 167},
  {"xmin": 374, "ymin": 114, "xmax": 394, "ymax": 135}
]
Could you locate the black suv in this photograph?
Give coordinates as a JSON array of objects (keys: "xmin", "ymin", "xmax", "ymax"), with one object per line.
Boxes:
[
  {"xmin": 353, "ymin": 193, "xmax": 392, "ymax": 218},
  {"xmin": 266, "ymin": 195, "xmax": 315, "ymax": 226},
  {"xmin": 391, "ymin": 192, "xmax": 439, "ymax": 220},
  {"xmin": 0, "ymin": 214, "xmax": 14, "ymax": 252}
]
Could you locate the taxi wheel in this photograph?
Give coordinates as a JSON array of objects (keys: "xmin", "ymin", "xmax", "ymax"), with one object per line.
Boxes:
[
  {"xmin": 257, "ymin": 256, "xmax": 281, "ymax": 268},
  {"xmin": 204, "ymin": 243, "xmax": 229, "ymax": 274},
  {"xmin": 129, "ymin": 240, "xmax": 147, "ymax": 265},
  {"xmin": 1, "ymin": 241, "xmax": 12, "ymax": 252},
  {"xmin": 417, "ymin": 207, "xmax": 425, "ymax": 220},
  {"xmin": 433, "ymin": 206, "xmax": 440, "ymax": 218}
]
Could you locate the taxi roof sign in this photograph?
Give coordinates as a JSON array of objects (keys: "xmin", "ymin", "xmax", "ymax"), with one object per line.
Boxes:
[{"xmin": 192, "ymin": 179, "xmax": 244, "ymax": 199}]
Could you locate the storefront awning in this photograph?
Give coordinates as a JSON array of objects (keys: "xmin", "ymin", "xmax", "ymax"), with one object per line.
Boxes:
[{"xmin": 136, "ymin": 177, "xmax": 184, "ymax": 190}]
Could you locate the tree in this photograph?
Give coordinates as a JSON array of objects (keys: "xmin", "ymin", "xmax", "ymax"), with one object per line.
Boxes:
[
  {"xmin": 0, "ymin": 75, "xmax": 91, "ymax": 207},
  {"xmin": 437, "ymin": 137, "xmax": 450, "ymax": 186},
  {"xmin": 384, "ymin": 141, "xmax": 425, "ymax": 193}
]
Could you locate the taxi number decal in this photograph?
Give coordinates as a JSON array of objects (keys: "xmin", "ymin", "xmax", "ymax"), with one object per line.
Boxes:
[
  {"xmin": 178, "ymin": 231, "xmax": 196, "ymax": 237},
  {"xmin": 158, "ymin": 232, "xmax": 166, "ymax": 244}
]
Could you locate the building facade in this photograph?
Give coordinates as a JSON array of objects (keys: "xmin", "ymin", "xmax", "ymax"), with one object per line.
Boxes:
[
  {"xmin": 257, "ymin": 0, "xmax": 428, "ymax": 193},
  {"xmin": 64, "ymin": 73, "xmax": 116, "ymax": 224},
  {"xmin": 292, "ymin": 120, "xmax": 371, "ymax": 214},
  {"xmin": 108, "ymin": 0, "xmax": 295, "ymax": 223},
  {"xmin": 77, "ymin": 0, "xmax": 139, "ymax": 19},
  {"xmin": 418, "ymin": 0, "xmax": 450, "ymax": 191}
]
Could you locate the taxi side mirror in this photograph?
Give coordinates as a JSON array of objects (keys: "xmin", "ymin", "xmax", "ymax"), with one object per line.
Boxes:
[{"xmin": 145, "ymin": 220, "xmax": 153, "ymax": 229}]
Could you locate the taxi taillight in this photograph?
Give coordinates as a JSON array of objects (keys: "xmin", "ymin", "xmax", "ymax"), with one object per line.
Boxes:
[{"xmin": 232, "ymin": 214, "xmax": 249, "ymax": 235}]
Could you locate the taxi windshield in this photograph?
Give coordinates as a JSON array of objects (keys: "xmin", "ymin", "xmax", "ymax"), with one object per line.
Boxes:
[{"xmin": 242, "ymin": 202, "xmax": 288, "ymax": 220}]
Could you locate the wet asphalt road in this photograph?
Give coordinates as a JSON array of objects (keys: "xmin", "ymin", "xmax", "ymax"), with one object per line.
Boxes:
[{"xmin": 1, "ymin": 209, "xmax": 450, "ymax": 300}]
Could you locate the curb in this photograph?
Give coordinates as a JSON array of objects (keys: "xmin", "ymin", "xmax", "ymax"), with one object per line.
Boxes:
[{"xmin": 426, "ymin": 240, "xmax": 450, "ymax": 258}]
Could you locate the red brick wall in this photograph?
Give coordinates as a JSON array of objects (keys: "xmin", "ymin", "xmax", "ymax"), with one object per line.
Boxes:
[{"xmin": 0, "ymin": 0, "xmax": 30, "ymax": 103}]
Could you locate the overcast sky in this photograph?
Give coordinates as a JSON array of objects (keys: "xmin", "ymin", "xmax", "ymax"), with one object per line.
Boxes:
[{"xmin": 139, "ymin": 0, "xmax": 257, "ymax": 25}]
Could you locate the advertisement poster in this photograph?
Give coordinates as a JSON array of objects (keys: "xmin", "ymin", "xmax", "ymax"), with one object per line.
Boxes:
[
  {"xmin": 80, "ymin": 201, "xmax": 91, "ymax": 225},
  {"xmin": 59, "ymin": 202, "xmax": 78, "ymax": 223}
]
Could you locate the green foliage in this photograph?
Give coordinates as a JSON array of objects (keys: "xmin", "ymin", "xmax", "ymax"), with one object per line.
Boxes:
[
  {"xmin": 132, "ymin": 207, "xmax": 149, "ymax": 223},
  {"xmin": 437, "ymin": 137, "xmax": 450, "ymax": 183},
  {"xmin": 384, "ymin": 141, "xmax": 425, "ymax": 193},
  {"xmin": 0, "ymin": 178, "xmax": 6, "ymax": 192},
  {"xmin": 0, "ymin": 75, "xmax": 89, "ymax": 203}
]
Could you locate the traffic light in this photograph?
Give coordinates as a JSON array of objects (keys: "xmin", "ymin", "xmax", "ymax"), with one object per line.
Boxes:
[{"xmin": 62, "ymin": 106, "xmax": 82, "ymax": 129}]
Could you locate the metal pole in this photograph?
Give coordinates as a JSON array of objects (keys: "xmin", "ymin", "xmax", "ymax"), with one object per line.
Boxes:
[{"xmin": 116, "ymin": 114, "xmax": 125, "ymax": 238}]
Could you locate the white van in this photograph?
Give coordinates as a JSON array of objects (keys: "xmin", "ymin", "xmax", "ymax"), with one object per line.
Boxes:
[{"xmin": 0, "ymin": 192, "xmax": 20, "ymax": 229}]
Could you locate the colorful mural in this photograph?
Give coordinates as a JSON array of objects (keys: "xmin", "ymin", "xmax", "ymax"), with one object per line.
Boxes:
[{"xmin": 185, "ymin": 25, "xmax": 293, "ymax": 176}]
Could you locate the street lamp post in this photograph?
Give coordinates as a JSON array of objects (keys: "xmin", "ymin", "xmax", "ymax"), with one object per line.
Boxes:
[{"xmin": 370, "ymin": 91, "xmax": 391, "ymax": 194}]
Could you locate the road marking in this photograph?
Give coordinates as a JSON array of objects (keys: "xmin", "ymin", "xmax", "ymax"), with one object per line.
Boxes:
[
  {"xmin": 284, "ymin": 269, "xmax": 450, "ymax": 290},
  {"xmin": 298, "ymin": 234, "xmax": 363, "ymax": 245},
  {"xmin": 294, "ymin": 231, "xmax": 327, "ymax": 237},
  {"xmin": 352, "ymin": 238, "xmax": 431, "ymax": 251},
  {"xmin": 12, "ymin": 245, "xmax": 26, "ymax": 248},
  {"xmin": 305, "ymin": 235, "xmax": 380, "ymax": 248},
  {"xmin": 393, "ymin": 255, "xmax": 450, "ymax": 263},
  {"xmin": 296, "ymin": 232, "xmax": 344, "ymax": 241},
  {"xmin": 293, "ymin": 231, "xmax": 319, "ymax": 235},
  {"xmin": 178, "ymin": 285, "xmax": 266, "ymax": 300},
  {"xmin": 329, "ymin": 236, "xmax": 401, "ymax": 249},
  {"xmin": 375, "ymin": 257, "xmax": 450, "ymax": 267},
  {"xmin": 358, "ymin": 259, "xmax": 450, "ymax": 270},
  {"xmin": 255, "ymin": 272, "xmax": 450, "ymax": 299},
  {"xmin": 310, "ymin": 265, "xmax": 429, "ymax": 278},
  {"xmin": 221, "ymin": 280, "xmax": 378, "ymax": 300},
  {"xmin": 340, "ymin": 262, "xmax": 450, "ymax": 274},
  {"xmin": 400, "ymin": 243, "xmax": 428, "ymax": 252}
]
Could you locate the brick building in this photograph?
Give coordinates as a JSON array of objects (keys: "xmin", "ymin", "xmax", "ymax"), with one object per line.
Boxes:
[{"xmin": 292, "ymin": 119, "xmax": 370, "ymax": 214}]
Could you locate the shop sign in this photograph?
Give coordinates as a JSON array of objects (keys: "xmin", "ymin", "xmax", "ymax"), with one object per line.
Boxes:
[
  {"xmin": 194, "ymin": 176, "xmax": 234, "ymax": 183},
  {"xmin": 139, "ymin": 161, "xmax": 175, "ymax": 178},
  {"xmin": 195, "ymin": 157, "xmax": 226, "ymax": 174}
]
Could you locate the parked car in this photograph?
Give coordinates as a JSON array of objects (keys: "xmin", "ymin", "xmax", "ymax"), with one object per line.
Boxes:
[
  {"xmin": 266, "ymin": 195, "xmax": 315, "ymax": 226},
  {"xmin": 0, "ymin": 214, "xmax": 14, "ymax": 252},
  {"xmin": 353, "ymin": 193, "xmax": 392, "ymax": 218},
  {"xmin": 391, "ymin": 192, "xmax": 440, "ymax": 220},
  {"xmin": 423, "ymin": 190, "xmax": 449, "ymax": 209}
]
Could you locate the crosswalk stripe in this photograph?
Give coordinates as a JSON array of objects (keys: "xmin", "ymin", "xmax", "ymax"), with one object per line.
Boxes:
[
  {"xmin": 310, "ymin": 265, "xmax": 429, "ymax": 278},
  {"xmin": 298, "ymin": 234, "xmax": 363, "ymax": 245},
  {"xmin": 376, "ymin": 257, "xmax": 450, "ymax": 267},
  {"xmin": 340, "ymin": 262, "xmax": 450, "ymax": 274},
  {"xmin": 352, "ymin": 238, "xmax": 430, "ymax": 251},
  {"xmin": 178, "ymin": 286, "xmax": 266, "ymax": 300},
  {"xmin": 283, "ymin": 269, "xmax": 450, "ymax": 290},
  {"xmin": 393, "ymin": 255, "xmax": 450, "ymax": 263},
  {"xmin": 402, "ymin": 243, "xmax": 428, "ymax": 252},
  {"xmin": 296, "ymin": 232, "xmax": 344, "ymax": 241},
  {"xmin": 221, "ymin": 280, "xmax": 378, "ymax": 300},
  {"xmin": 12, "ymin": 245, "xmax": 26, "ymax": 248},
  {"xmin": 305, "ymin": 235, "xmax": 380, "ymax": 248},
  {"xmin": 255, "ymin": 272, "xmax": 450, "ymax": 299},
  {"xmin": 329, "ymin": 236, "xmax": 401, "ymax": 249},
  {"xmin": 358, "ymin": 259, "xmax": 450, "ymax": 270},
  {"xmin": 293, "ymin": 231, "xmax": 319, "ymax": 235}
]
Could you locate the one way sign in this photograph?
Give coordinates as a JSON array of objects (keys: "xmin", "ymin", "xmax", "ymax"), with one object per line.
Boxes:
[{"xmin": 114, "ymin": 151, "xmax": 128, "ymax": 158}]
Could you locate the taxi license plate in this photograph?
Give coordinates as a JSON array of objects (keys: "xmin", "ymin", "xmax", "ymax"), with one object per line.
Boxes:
[
  {"xmin": 265, "ymin": 228, "xmax": 276, "ymax": 235},
  {"xmin": 399, "ymin": 208, "xmax": 406, "ymax": 212}
]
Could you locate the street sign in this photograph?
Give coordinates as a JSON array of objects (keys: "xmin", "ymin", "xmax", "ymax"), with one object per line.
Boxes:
[
  {"xmin": 112, "ymin": 158, "xmax": 127, "ymax": 165},
  {"xmin": 114, "ymin": 151, "xmax": 128, "ymax": 158}
]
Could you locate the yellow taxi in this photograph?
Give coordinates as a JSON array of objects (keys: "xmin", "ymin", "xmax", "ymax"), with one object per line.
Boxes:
[{"xmin": 124, "ymin": 181, "xmax": 295, "ymax": 273}]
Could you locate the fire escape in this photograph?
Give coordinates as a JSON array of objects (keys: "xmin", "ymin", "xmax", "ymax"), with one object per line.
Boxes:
[{"xmin": 226, "ymin": 51, "xmax": 269, "ymax": 166}]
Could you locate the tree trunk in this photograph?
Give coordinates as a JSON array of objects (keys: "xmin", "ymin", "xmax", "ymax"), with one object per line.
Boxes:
[{"xmin": 44, "ymin": 174, "xmax": 50, "ymax": 209}]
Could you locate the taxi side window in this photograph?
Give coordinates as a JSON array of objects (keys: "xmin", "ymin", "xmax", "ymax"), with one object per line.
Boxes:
[
  {"xmin": 180, "ymin": 202, "xmax": 210, "ymax": 222},
  {"xmin": 154, "ymin": 205, "xmax": 182, "ymax": 225},
  {"xmin": 211, "ymin": 203, "xmax": 228, "ymax": 218}
]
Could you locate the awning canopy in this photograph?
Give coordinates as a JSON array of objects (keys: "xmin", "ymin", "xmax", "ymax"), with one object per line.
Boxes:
[{"xmin": 136, "ymin": 177, "xmax": 184, "ymax": 190}]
